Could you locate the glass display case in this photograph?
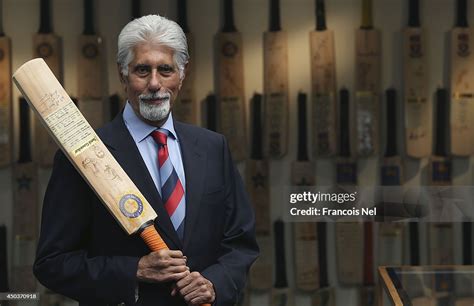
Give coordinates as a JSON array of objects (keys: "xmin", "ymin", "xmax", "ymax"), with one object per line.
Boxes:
[{"xmin": 378, "ymin": 266, "xmax": 474, "ymax": 306}]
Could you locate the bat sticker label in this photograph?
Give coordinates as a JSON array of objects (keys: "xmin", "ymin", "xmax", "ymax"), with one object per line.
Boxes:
[
  {"xmin": 37, "ymin": 43, "xmax": 53, "ymax": 58},
  {"xmin": 381, "ymin": 166, "xmax": 401, "ymax": 186},
  {"xmin": 119, "ymin": 194, "xmax": 144, "ymax": 218},
  {"xmin": 457, "ymin": 33, "xmax": 470, "ymax": 57},
  {"xmin": 16, "ymin": 174, "xmax": 32, "ymax": 191},
  {"xmin": 82, "ymin": 43, "xmax": 99, "ymax": 59},
  {"xmin": 409, "ymin": 34, "xmax": 423, "ymax": 58},
  {"xmin": 432, "ymin": 161, "xmax": 452, "ymax": 183},
  {"xmin": 222, "ymin": 41, "xmax": 238, "ymax": 57},
  {"xmin": 336, "ymin": 163, "xmax": 357, "ymax": 185},
  {"xmin": 251, "ymin": 172, "xmax": 266, "ymax": 188}
]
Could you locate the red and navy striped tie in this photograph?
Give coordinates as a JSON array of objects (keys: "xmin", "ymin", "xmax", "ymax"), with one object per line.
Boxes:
[{"xmin": 152, "ymin": 129, "xmax": 185, "ymax": 240}]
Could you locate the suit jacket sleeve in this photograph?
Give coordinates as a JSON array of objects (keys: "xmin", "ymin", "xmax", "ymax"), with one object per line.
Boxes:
[
  {"xmin": 33, "ymin": 151, "xmax": 139, "ymax": 304},
  {"xmin": 200, "ymin": 136, "xmax": 259, "ymax": 306}
]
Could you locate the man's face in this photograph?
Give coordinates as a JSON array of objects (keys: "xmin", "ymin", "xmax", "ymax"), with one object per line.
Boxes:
[{"xmin": 120, "ymin": 43, "xmax": 183, "ymax": 126}]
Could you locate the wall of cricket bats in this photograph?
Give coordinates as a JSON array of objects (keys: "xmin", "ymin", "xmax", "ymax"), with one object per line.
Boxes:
[{"xmin": 0, "ymin": 0, "xmax": 473, "ymax": 305}]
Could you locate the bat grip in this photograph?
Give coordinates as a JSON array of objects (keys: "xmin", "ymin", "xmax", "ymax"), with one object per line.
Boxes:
[
  {"xmin": 139, "ymin": 225, "xmax": 168, "ymax": 251},
  {"xmin": 139, "ymin": 225, "xmax": 211, "ymax": 306}
]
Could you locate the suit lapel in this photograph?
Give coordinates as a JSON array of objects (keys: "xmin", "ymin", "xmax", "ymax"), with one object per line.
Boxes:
[
  {"xmin": 174, "ymin": 121, "xmax": 206, "ymax": 251},
  {"xmin": 99, "ymin": 115, "xmax": 183, "ymax": 249}
]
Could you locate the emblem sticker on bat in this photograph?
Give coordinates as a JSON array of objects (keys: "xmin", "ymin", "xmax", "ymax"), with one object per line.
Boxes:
[{"xmin": 119, "ymin": 194, "xmax": 144, "ymax": 218}]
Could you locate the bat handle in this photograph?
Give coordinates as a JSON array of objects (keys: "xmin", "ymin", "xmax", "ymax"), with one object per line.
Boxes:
[
  {"xmin": 139, "ymin": 225, "xmax": 211, "ymax": 306},
  {"xmin": 139, "ymin": 225, "xmax": 168, "ymax": 251}
]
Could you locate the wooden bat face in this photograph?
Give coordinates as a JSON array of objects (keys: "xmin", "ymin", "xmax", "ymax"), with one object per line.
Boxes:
[
  {"xmin": 311, "ymin": 287, "xmax": 336, "ymax": 306},
  {"xmin": 403, "ymin": 28, "xmax": 431, "ymax": 158},
  {"xmin": 78, "ymin": 35, "xmax": 104, "ymax": 99},
  {"xmin": 215, "ymin": 32, "xmax": 247, "ymax": 161},
  {"xmin": 264, "ymin": 31, "xmax": 289, "ymax": 159},
  {"xmin": 335, "ymin": 222, "xmax": 363, "ymax": 285},
  {"xmin": 0, "ymin": 35, "xmax": 11, "ymax": 167},
  {"xmin": 13, "ymin": 59, "xmax": 158, "ymax": 235},
  {"xmin": 270, "ymin": 287, "xmax": 295, "ymax": 306},
  {"xmin": 450, "ymin": 28, "xmax": 474, "ymax": 156}
]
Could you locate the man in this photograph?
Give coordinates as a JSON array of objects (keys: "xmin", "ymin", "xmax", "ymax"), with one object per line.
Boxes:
[{"xmin": 34, "ymin": 15, "xmax": 258, "ymax": 306}]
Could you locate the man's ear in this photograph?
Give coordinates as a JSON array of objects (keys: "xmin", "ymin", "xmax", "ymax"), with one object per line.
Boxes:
[
  {"xmin": 117, "ymin": 64, "xmax": 126, "ymax": 84},
  {"xmin": 178, "ymin": 61, "xmax": 189, "ymax": 90}
]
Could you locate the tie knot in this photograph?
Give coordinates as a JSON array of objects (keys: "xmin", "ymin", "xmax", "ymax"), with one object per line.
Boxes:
[{"xmin": 152, "ymin": 129, "xmax": 168, "ymax": 146}]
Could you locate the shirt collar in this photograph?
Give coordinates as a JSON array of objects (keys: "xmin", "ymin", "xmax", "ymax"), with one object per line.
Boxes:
[{"xmin": 122, "ymin": 101, "xmax": 178, "ymax": 144}]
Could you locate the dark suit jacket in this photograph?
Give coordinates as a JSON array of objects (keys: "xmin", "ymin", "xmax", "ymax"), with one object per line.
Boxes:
[{"xmin": 33, "ymin": 114, "xmax": 259, "ymax": 306}]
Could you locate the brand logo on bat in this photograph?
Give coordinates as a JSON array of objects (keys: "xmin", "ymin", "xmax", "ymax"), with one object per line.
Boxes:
[
  {"xmin": 222, "ymin": 42, "xmax": 238, "ymax": 57},
  {"xmin": 457, "ymin": 33, "xmax": 470, "ymax": 57},
  {"xmin": 36, "ymin": 43, "xmax": 53, "ymax": 58},
  {"xmin": 409, "ymin": 35, "xmax": 423, "ymax": 58},
  {"xmin": 82, "ymin": 44, "xmax": 99, "ymax": 59},
  {"xmin": 119, "ymin": 194, "xmax": 144, "ymax": 218}
]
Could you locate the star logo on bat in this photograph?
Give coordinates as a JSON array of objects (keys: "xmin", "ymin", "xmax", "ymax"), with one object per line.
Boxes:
[
  {"xmin": 252, "ymin": 173, "xmax": 266, "ymax": 188},
  {"xmin": 17, "ymin": 174, "xmax": 32, "ymax": 191}
]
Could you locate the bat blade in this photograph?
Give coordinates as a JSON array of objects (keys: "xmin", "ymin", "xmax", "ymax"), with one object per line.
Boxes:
[
  {"xmin": 0, "ymin": 34, "xmax": 12, "ymax": 167},
  {"xmin": 450, "ymin": 27, "xmax": 474, "ymax": 156},
  {"xmin": 355, "ymin": 28, "xmax": 381, "ymax": 156},
  {"xmin": 33, "ymin": 28, "xmax": 63, "ymax": 167},
  {"xmin": 310, "ymin": 29, "xmax": 337, "ymax": 157},
  {"xmin": 263, "ymin": 31, "xmax": 289, "ymax": 159},
  {"xmin": 403, "ymin": 27, "xmax": 431, "ymax": 158},
  {"xmin": 215, "ymin": 31, "xmax": 247, "ymax": 162}
]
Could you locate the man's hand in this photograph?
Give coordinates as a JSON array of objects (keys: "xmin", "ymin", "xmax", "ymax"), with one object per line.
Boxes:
[
  {"xmin": 172, "ymin": 271, "xmax": 215, "ymax": 305},
  {"xmin": 136, "ymin": 250, "xmax": 189, "ymax": 283}
]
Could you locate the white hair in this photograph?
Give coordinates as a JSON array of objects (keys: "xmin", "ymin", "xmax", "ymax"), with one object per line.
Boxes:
[{"xmin": 117, "ymin": 14, "xmax": 189, "ymax": 79}]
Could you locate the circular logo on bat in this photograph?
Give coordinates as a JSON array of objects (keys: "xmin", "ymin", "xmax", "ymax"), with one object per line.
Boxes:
[
  {"xmin": 37, "ymin": 43, "xmax": 53, "ymax": 58},
  {"xmin": 0, "ymin": 49, "xmax": 4, "ymax": 61},
  {"xmin": 119, "ymin": 194, "xmax": 143, "ymax": 218},
  {"xmin": 222, "ymin": 41, "xmax": 238, "ymax": 57},
  {"xmin": 457, "ymin": 33, "xmax": 470, "ymax": 57},
  {"xmin": 82, "ymin": 43, "xmax": 98, "ymax": 59}
]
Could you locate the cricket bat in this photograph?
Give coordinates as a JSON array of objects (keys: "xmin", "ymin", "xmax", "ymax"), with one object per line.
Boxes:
[
  {"xmin": 355, "ymin": 0, "xmax": 381, "ymax": 156},
  {"xmin": 450, "ymin": 0, "xmax": 474, "ymax": 156},
  {"xmin": 214, "ymin": 0, "xmax": 247, "ymax": 162},
  {"xmin": 0, "ymin": 225, "xmax": 8, "ymax": 292},
  {"xmin": 132, "ymin": 0, "xmax": 141, "ymax": 19},
  {"xmin": 173, "ymin": 0, "xmax": 197, "ymax": 125},
  {"xmin": 310, "ymin": 0, "xmax": 337, "ymax": 158},
  {"xmin": 428, "ymin": 89, "xmax": 454, "ymax": 303},
  {"xmin": 0, "ymin": 0, "xmax": 12, "ymax": 168},
  {"xmin": 246, "ymin": 93, "xmax": 273, "ymax": 291},
  {"xmin": 311, "ymin": 222, "xmax": 336, "ymax": 306},
  {"xmin": 404, "ymin": 0, "xmax": 431, "ymax": 158},
  {"xmin": 335, "ymin": 88, "xmax": 363, "ymax": 285},
  {"xmin": 263, "ymin": 0, "xmax": 289, "ymax": 159},
  {"xmin": 77, "ymin": 0, "xmax": 106, "ymax": 129},
  {"xmin": 12, "ymin": 58, "xmax": 211, "ymax": 306},
  {"xmin": 291, "ymin": 92, "xmax": 319, "ymax": 291},
  {"xmin": 11, "ymin": 97, "xmax": 39, "ymax": 292},
  {"xmin": 270, "ymin": 219, "xmax": 295, "ymax": 306},
  {"xmin": 378, "ymin": 88, "xmax": 404, "ymax": 266},
  {"xmin": 33, "ymin": 0, "xmax": 63, "ymax": 167}
]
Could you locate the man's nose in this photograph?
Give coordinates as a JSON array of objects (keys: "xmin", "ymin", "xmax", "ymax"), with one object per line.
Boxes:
[{"xmin": 148, "ymin": 71, "xmax": 162, "ymax": 91}]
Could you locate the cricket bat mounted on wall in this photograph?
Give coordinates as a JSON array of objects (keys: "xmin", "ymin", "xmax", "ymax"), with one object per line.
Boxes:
[
  {"xmin": 246, "ymin": 93, "xmax": 272, "ymax": 290},
  {"xmin": 77, "ymin": 0, "xmax": 106, "ymax": 129},
  {"xmin": 11, "ymin": 97, "xmax": 39, "ymax": 292},
  {"xmin": 173, "ymin": 0, "xmax": 197, "ymax": 125},
  {"xmin": 12, "ymin": 58, "xmax": 211, "ymax": 306},
  {"xmin": 271, "ymin": 219, "xmax": 295, "ymax": 306},
  {"xmin": 215, "ymin": 0, "xmax": 247, "ymax": 162},
  {"xmin": 311, "ymin": 222, "xmax": 336, "ymax": 306},
  {"xmin": 378, "ymin": 89, "xmax": 404, "ymax": 266},
  {"xmin": 335, "ymin": 88, "xmax": 363, "ymax": 285},
  {"xmin": 263, "ymin": 0, "xmax": 289, "ymax": 159},
  {"xmin": 450, "ymin": 0, "xmax": 474, "ymax": 156},
  {"xmin": 403, "ymin": 0, "xmax": 431, "ymax": 158},
  {"xmin": 0, "ymin": 0, "xmax": 11, "ymax": 167},
  {"xmin": 428, "ymin": 88, "xmax": 454, "ymax": 271},
  {"xmin": 310, "ymin": 0, "xmax": 337, "ymax": 158},
  {"xmin": 291, "ymin": 92, "xmax": 319, "ymax": 291},
  {"xmin": 33, "ymin": 0, "xmax": 63, "ymax": 167},
  {"xmin": 355, "ymin": 0, "xmax": 381, "ymax": 156}
]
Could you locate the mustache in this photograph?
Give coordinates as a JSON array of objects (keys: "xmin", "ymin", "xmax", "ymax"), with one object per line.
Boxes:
[{"xmin": 139, "ymin": 92, "xmax": 171, "ymax": 101}]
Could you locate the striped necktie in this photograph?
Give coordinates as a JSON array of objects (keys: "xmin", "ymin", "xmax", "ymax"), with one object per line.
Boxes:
[{"xmin": 151, "ymin": 129, "xmax": 185, "ymax": 240}]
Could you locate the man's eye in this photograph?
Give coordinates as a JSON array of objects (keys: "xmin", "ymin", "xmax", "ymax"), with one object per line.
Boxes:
[
  {"xmin": 159, "ymin": 65, "xmax": 174, "ymax": 74},
  {"xmin": 135, "ymin": 65, "xmax": 150, "ymax": 75}
]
